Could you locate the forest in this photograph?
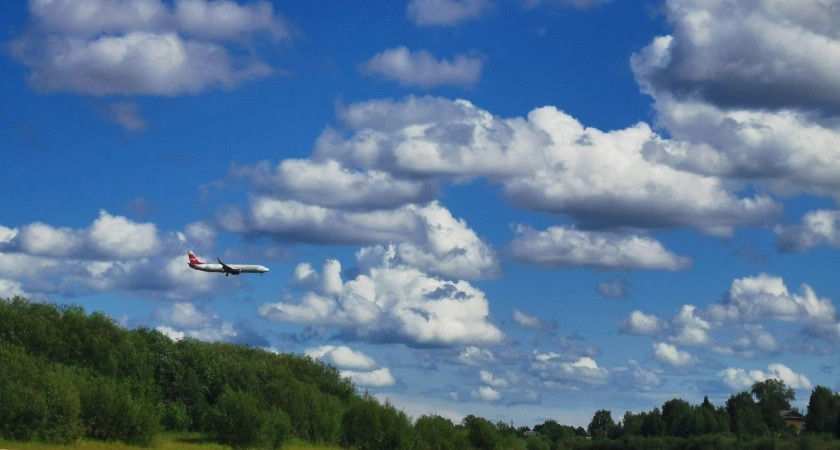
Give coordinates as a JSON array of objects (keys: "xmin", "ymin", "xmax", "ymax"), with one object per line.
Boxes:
[{"xmin": 3, "ymin": 295, "xmax": 840, "ymax": 450}]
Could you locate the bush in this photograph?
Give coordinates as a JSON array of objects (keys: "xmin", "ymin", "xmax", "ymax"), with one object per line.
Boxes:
[
  {"xmin": 78, "ymin": 375, "xmax": 159, "ymax": 446},
  {"xmin": 159, "ymin": 400, "xmax": 191, "ymax": 432},
  {"xmin": 210, "ymin": 387, "xmax": 292, "ymax": 449},
  {"xmin": 0, "ymin": 344, "xmax": 83, "ymax": 445}
]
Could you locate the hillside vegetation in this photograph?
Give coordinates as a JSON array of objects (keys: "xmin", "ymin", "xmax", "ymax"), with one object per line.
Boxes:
[{"xmin": 5, "ymin": 296, "xmax": 840, "ymax": 450}]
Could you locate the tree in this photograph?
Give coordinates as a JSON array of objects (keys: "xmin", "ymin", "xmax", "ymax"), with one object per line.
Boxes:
[
  {"xmin": 751, "ymin": 378, "xmax": 795, "ymax": 431},
  {"xmin": 726, "ymin": 391, "xmax": 767, "ymax": 436},
  {"xmin": 587, "ymin": 409, "xmax": 616, "ymax": 439},
  {"xmin": 662, "ymin": 398, "xmax": 698, "ymax": 437},
  {"xmin": 804, "ymin": 385, "xmax": 840, "ymax": 435}
]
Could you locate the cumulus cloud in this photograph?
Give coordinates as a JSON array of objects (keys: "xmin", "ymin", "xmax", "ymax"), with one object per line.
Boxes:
[
  {"xmin": 512, "ymin": 309, "xmax": 555, "ymax": 331},
  {"xmin": 653, "ymin": 342, "xmax": 698, "ymax": 367},
  {"xmin": 619, "ymin": 274, "xmax": 838, "ymax": 360},
  {"xmin": 456, "ymin": 346, "xmax": 497, "ymax": 366},
  {"xmin": 508, "ymin": 225, "xmax": 691, "ymax": 271},
  {"xmin": 707, "ymin": 273, "xmax": 835, "ymax": 324},
  {"xmin": 406, "ymin": 0, "xmax": 491, "ymax": 26},
  {"xmin": 472, "ymin": 385, "xmax": 502, "ymax": 402},
  {"xmin": 596, "ymin": 277, "xmax": 630, "ymax": 299},
  {"xmin": 219, "ymin": 199, "xmax": 498, "ymax": 280},
  {"xmin": 523, "ymin": 0, "xmax": 611, "ymax": 9},
  {"xmin": 717, "ymin": 363, "xmax": 813, "ymax": 391},
  {"xmin": 359, "ymin": 47, "xmax": 483, "ymax": 89},
  {"xmin": 632, "ymin": 0, "xmax": 840, "ymax": 114},
  {"xmin": 630, "ymin": 0, "xmax": 840, "ymax": 200},
  {"xmin": 342, "ymin": 368, "xmax": 396, "ymax": 387},
  {"xmin": 0, "ymin": 212, "xmax": 232, "ymax": 301},
  {"xmin": 316, "ymin": 95, "xmax": 780, "ymax": 237},
  {"xmin": 618, "ymin": 310, "xmax": 668, "ymax": 335},
  {"xmin": 11, "ymin": 0, "xmax": 289, "ymax": 96},
  {"xmin": 611, "ymin": 359, "xmax": 662, "ymax": 390},
  {"xmin": 155, "ymin": 302, "xmax": 267, "ymax": 346},
  {"xmin": 304, "ymin": 345, "xmax": 377, "ymax": 371},
  {"xmin": 529, "ymin": 355, "xmax": 611, "ymax": 387},
  {"xmin": 258, "ymin": 245, "xmax": 506, "ymax": 348},
  {"xmin": 775, "ymin": 209, "xmax": 840, "ymax": 253},
  {"xmin": 226, "ymin": 159, "xmax": 440, "ymax": 211},
  {"xmin": 101, "ymin": 101, "xmax": 148, "ymax": 132},
  {"xmin": 479, "ymin": 370, "xmax": 509, "ymax": 388},
  {"xmin": 1, "ymin": 210, "xmax": 172, "ymax": 260},
  {"xmin": 303, "ymin": 344, "xmax": 394, "ymax": 386},
  {"xmin": 0, "ymin": 279, "xmax": 28, "ymax": 299}
]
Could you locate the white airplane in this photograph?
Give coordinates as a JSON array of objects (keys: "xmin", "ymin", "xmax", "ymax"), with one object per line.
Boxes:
[{"xmin": 187, "ymin": 251, "xmax": 269, "ymax": 276}]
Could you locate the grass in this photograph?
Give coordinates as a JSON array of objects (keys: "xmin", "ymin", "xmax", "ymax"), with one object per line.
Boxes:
[{"xmin": 0, "ymin": 433, "xmax": 345, "ymax": 450}]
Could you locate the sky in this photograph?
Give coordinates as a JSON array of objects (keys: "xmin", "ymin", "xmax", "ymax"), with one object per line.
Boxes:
[{"xmin": 2, "ymin": 0, "xmax": 840, "ymax": 429}]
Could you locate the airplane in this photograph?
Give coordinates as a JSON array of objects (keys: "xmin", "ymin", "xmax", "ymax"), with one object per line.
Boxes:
[{"xmin": 187, "ymin": 251, "xmax": 269, "ymax": 276}]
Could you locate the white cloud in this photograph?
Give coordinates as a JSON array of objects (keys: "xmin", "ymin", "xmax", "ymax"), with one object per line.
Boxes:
[
  {"xmin": 632, "ymin": 0, "xmax": 840, "ymax": 115},
  {"xmin": 0, "ymin": 213, "xmax": 233, "ymax": 300},
  {"xmin": 479, "ymin": 370, "xmax": 509, "ymax": 388},
  {"xmin": 304, "ymin": 345, "xmax": 377, "ymax": 371},
  {"xmin": 457, "ymin": 346, "xmax": 497, "ymax": 366},
  {"xmin": 155, "ymin": 302, "xmax": 241, "ymax": 343},
  {"xmin": 717, "ymin": 363, "xmax": 813, "ymax": 391},
  {"xmin": 12, "ymin": 0, "xmax": 288, "ymax": 96},
  {"xmin": 472, "ymin": 385, "xmax": 502, "ymax": 402},
  {"xmin": 611, "ymin": 360, "xmax": 662, "ymax": 389},
  {"xmin": 775, "ymin": 209, "xmax": 840, "ymax": 253},
  {"xmin": 219, "ymin": 200, "xmax": 499, "ymax": 280},
  {"xmin": 508, "ymin": 225, "xmax": 691, "ymax": 271},
  {"xmin": 652, "ymin": 342, "xmax": 697, "ymax": 367},
  {"xmin": 27, "ymin": 0, "xmax": 289, "ymax": 40},
  {"xmin": 596, "ymin": 277, "xmax": 630, "ymax": 299},
  {"xmin": 2, "ymin": 210, "xmax": 169, "ymax": 260},
  {"xmin": 523, "ymin": 0, "xmax": 611, "ymax": 9},
  {"xmin": 341, "ymin": 368, "xmax": 396, "ymax": 387},
  {"xmin": 529, "ymin": 355, "xmax": 610, "ymax": 387},
  {"xmin": 102, "ymin": 101, "xmax": 148, "ymax": 132},
  {"xmin": 512, "ymin": 309, "xmax": 554, "ymax": 331},
  {"xmin": 227, "ymin": 159, "xmax": 439, "ymax": 211},
  {"xmin": 618, "ymin": 311, "xmax": 668, "ymax": 335},
  {"xmin": 707, "ymin": 274, "xmax": 836, "ymax": 324},
  {"xmin": 630, "ymin": 0, "xmax": 840, "ymax": 200},
  {"xmin": 0, "ymin": 279, "xmax": 28, "ymax": 299},
  {"xmin": 359, "ymin": 47, "xmax": 483, "ymax": 89},
  {"xmin": 258, "ymin": 246, "xmax": 506, "ymax": 347},
  {"xmin": 317, "ymin": 95, "xmax": 780, "ymax": 236},
  {"xmin": 619, "ymin": 274, "xmax": 839, "ymax": 360},
  {"xmin": 184, "ymin": 222, "xmax": 217, "ymax": 250},
  {"xmin": 406, "ymin": 0, "xmax": 491, "ymax": 26}
]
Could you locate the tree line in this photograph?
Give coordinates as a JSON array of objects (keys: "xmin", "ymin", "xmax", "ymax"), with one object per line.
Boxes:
[{"xmin": 3, "ymin": 295, "xmax": 840, "ymax": 449}]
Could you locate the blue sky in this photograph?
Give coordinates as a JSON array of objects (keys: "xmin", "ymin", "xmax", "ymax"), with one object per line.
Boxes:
[{"xmin": 3, "ymin": 0, "xmax": 840, "ymax": 428}]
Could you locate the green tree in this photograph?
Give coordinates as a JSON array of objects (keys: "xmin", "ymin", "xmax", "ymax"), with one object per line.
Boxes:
[
  {"xmin": 662, "ymin": 398, "xmax": 698, "ymax": 437},
  {"xmin": 726, "ymin": 391, "xmax": 767, "ymax": 436},
  {"xmin": 463, "ymin": 415, "xmax": 500, "ymax": 450},
  {"xmin": 415, "ymin": 415, "xmax": 468, "ymax": 450},
  {"xmin": 588, "ymin": 409, "xmax": 616, "ymax": 439},
  {"xmin": 751, "ymin": 378, "xmax": 795, "ymax": 432},
  {"xmin": 804, "ymin": 385, "xmax": 840, "ymax": 435}
]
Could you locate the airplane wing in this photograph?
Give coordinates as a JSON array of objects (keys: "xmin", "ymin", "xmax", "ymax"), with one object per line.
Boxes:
[{"xmin": 217, "ymin": 258, "xmax": 241, "ymax": 275}]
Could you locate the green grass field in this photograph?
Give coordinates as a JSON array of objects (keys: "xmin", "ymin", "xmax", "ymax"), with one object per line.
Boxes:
[{"xmin": 0, "ymin": 433, "xmax": 345, "ymax": 450}]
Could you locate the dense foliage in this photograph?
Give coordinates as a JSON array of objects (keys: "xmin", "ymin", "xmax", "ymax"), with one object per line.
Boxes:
[{"xmin": 4, "ymin": 295, "xmax": 840, "ymax": 449}]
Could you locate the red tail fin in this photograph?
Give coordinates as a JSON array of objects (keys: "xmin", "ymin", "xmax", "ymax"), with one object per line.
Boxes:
[{"xmin": 188, "ymin": 251, "xmax": 204, "ymax": 265}]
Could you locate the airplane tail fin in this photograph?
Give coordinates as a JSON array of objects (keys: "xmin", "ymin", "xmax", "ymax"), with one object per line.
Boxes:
[{"xmin": 188, "ymin": 251, "xmax": 204, "ymax": 265}]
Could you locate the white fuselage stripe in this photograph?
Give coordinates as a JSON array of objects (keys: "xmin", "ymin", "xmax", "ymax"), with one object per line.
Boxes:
[{"xmin": 189, "ymin": 263, "xmax": 269, "ymax": 273}]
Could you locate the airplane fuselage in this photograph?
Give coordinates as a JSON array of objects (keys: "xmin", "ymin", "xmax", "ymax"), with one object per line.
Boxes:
[{"xmin": 189, "ymin": 263, "xmax": 269, "ymax": 275}]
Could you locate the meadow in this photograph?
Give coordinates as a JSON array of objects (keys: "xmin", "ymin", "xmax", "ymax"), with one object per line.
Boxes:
[{"xmin": 0, "ymin": 434, "xmax": 344, "ymax": 450}]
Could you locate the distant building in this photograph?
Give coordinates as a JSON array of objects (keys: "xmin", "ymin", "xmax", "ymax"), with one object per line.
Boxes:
[
  {"xmin": 523, "ymin": 431, "xmax": 539, "ymax": 437},
  {"xmin": 780, "ymin": 409, "xmax": 806, "ymax": 432}
]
